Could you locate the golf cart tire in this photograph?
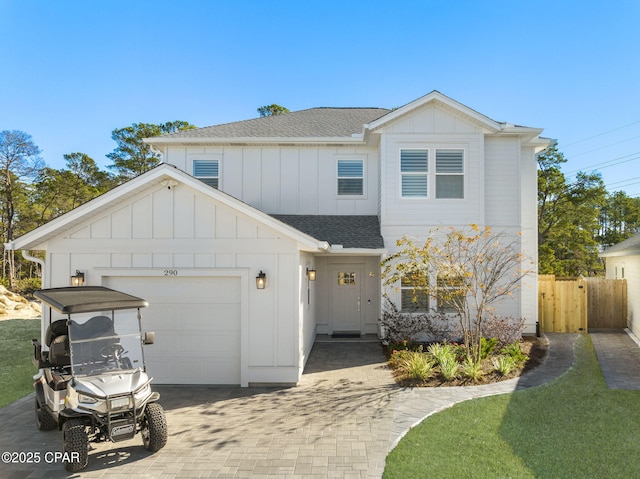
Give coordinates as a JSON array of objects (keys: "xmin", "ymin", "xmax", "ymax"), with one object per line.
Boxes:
[
  {"xmin": 62, "ymin": 419, "xmax": 88, "ymax": 472},
  {"xmin": 142, "ymin": 403, "xmax": 167, "ymax": 452},
  {"xmin": 35, "ymin": 397, "xmax": 57, "ymax": 431}
]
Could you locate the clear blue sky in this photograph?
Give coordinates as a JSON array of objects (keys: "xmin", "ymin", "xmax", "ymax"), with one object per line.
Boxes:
[{"xmin": 2, "ymin": 1, "xmax": 639, "ymax": 194}]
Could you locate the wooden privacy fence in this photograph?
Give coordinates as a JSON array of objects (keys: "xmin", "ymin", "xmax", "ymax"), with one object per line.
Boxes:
[{"xmin": 538, "ymin": 275, "xmax": 627, "ymax": 333}]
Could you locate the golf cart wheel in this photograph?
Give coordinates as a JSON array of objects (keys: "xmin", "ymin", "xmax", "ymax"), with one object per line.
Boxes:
[
  {"xmin": 141, "ymin": 402, "xmax": 167, "ymax": 452},
  {"xmin": 35, "ymin": 397, "xmax": 57, "ymax": 431},
  {"xmin": 62, "ymin": 419, "xmax": 88, "ymax": 472}
]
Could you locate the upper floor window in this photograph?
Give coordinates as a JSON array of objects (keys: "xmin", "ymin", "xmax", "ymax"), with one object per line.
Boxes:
[
  {"xmin": 193, "ymin": 159, "xmax": 219, "ymax": 188},
  {"xmin": 435, "ymin": 149, "xmax": 464, "ymax": 199},
  {"xmin": 400, "ymin": 149, "xmax": 429, "ymax": 197},
  {"xmin": 337, "ymin": 159, "xmax": 364, "ymax": 196}
]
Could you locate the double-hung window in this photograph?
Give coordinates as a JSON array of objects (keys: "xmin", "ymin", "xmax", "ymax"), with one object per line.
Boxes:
[
  {"xmin": 400, "ymin": 149, "xmax": 429, "ymax": 197},
  {"xmin": 400, "ymin": 271, "xmax": 429, "ymax": 312},
  {"xmin": 437, "ymin": 274, "xmax": 465, "ymax": 313},
  {"xmin": 193, "ymin": 159, "xmax": 219, "ymax": 188},
  {"xmin": 337, "ymin": 159, "xmax": 364, "ymax": 196},
  {"xmin": 435, "ymin": 149, "xmax": 464, "ymax": 199}
]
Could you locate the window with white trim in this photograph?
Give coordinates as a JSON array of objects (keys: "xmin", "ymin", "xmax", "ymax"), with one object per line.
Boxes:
[
  {"xmin": 337, "ymin": 159, "xmax": 364, "ymax": 196},
  {"xmin": 400, "ymin": 272, "xmax": 429, "ymax": 312},
  {"xmin": 435, "ymin": 149, "xmax": 464, "ymax": 199},
  {"xmin": 400, "ymin": 149, "xmax": 429, "ymax": 197},
  {"xmin": 437, "ymin": 274, "xmax": 465, "ymax": 313},
  {"xmin": 193, "ymin": 159, "xmax": 219, "ymax": 188}
]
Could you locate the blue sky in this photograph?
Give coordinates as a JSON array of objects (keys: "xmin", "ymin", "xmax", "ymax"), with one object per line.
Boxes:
[{"xmin": 2, "ymin": 1, "xmax": 639, "ymax": 194}]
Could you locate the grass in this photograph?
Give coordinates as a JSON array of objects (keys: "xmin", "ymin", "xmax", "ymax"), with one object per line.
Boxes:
[
  {"xmin": 0, "ymin": 319, "xmax": 40, "ymax": 408},
  {"xmin": 384, "ymin": 335, "xmax": 640, "ymax": 479}
]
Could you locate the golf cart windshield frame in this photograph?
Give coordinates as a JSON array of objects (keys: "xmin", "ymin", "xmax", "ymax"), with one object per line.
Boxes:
[{"xmin": 36, "ymin": 286, "xmax": 150, "ymax": 377}]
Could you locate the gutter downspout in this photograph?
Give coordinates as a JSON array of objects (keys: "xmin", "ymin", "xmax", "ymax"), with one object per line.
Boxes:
[
  {"xmin": 21, "ymin": 250, "xmax": 46, "ymax": 345},
  {"xmin": 21, "ymin": 250, "xmax": 45, "ymax": 282}
]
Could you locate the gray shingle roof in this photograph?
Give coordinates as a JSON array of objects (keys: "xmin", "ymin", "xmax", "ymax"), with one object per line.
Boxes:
[
  {"xmin": 157, "ymin": 108, "xmax": 391, "ymax": 139},
  {"xmin": 600, "ymin": 233, "xmax": 640, "ymax": 257},
  {"xmin": 271, "ymin": 215, "xmax": 384, "ymax": 249}
]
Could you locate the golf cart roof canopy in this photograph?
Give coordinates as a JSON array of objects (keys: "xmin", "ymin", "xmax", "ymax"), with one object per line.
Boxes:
[{"xmin": 35, "ymin": 286, "xmax": 149, "ymax": 314}]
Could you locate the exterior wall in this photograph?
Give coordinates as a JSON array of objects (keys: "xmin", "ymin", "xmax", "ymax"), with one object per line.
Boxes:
[
  {"xmin": 378, "ymin": 103, "xmax": 485, "ymax": 230},
  {"xmin": 164, "ymin": 145, "xmax": 380, "ymax": 215},
  {"xmin": 299, "ymin": 252, "xmax": 317, "ymax": 371},
  {"xmin": 41, "ymin": 179, "xmax": 307, "ymax": 385},
  {"xmin": 377, "ymin": 108, "xmax": 539, "ymax": 334},
  {"xmin": 606, "ymin": 256, "xmax": 639, "ymax": 337}
]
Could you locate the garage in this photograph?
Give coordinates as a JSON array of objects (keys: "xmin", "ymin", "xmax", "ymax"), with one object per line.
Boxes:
[{"xmin": 103, "ymin": 275, "xmax": 242, "ymax": 385}]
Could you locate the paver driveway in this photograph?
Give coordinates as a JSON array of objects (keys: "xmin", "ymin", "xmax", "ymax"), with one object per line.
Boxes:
[{"xmin": 0, "ymin": 341, "xmax": 398, "ymax": 478}]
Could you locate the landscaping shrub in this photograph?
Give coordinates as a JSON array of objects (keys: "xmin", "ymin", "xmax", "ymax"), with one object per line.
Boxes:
[
  {"xmin": 492, "ymin": 355, "xmax": 517, "ymax": 375},
  {"xmin": 480, "ymin": 337, "xmax": 498, "ymax": 359},
  {"xmin": 438, "ymin": 355, "xmax": 460, "ymax": 381},
  {"xmin": 427, "ymin": 342, "xmax": 456, "ymax": 365},
  {"xmin": 481, "ymin": 315, "xmax": 526, "ymax": 348},
  {"xmin": 500, "ymin": 341, "xmax": 529, "ymax": 363},
  {"xmin": 399, "ymin": 352, "xmax": 435, "ymax": 380},
  {"xmin": 461, "ymin": 356, "xmax": 484, "ymax": 381}
]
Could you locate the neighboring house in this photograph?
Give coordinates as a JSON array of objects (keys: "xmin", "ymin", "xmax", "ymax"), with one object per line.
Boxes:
[
  {"xmin": 601, "ymin": 234, "xmax": 638, "ymax": 335},
  {"xmin": 7, "ymin": 91, "xmax": 551, "ymax": 386}
]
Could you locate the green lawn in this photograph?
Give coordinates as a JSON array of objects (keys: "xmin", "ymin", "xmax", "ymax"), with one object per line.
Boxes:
[
  {"xmin": 0, "ymin": 318, "xmax": 40, "ymax": 408},
  {"xmin": 384, "ymin": 335, "xmax": 640, "ymax": 479}
]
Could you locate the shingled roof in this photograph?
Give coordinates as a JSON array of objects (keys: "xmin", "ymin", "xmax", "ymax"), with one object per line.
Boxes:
[
  {"xmin": 271, "ymin": 215, "xmax": 384, "ymax": 249},
  {"xmin": 156, "ymin": 108, "xmax": 391, "ymax": 139}
]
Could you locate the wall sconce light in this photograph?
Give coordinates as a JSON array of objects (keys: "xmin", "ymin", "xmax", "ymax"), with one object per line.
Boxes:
[
  {"xmin": 306, "ymin": 268, "xmax": 317, "ymax": 281},
  {"xmin": 256, "ymin": 271, "xmax": 266, "ymax": 289},
  {"xmin": 71, "ymin": 270, "xmax": 85, "ymax": 287}
]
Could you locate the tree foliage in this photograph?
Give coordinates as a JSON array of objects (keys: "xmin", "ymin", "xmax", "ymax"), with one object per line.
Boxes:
[
  {"xmin": 257, "ymin": 104, "xmax": 290, "ymax": 117},
  {"xmin": 597, "ymin": 190, "xmax": 640, "ymax": 248},
  {"xmin": 0, "ymin": 131, "xmax": 44, "ymax": 288},
  {"xmin": 30, "ymin": 153, "xmax": 115, "ymax": 225},
  {"xmin": 381, "ymin": 225, "xmax": 533, "ymax": 363},
  {"xmin": 537, "ymin": 147, "xmax": 607, "ymax": 276},
  {"xmin": 106, "ymin": 121, "xmax": 196, "ymax": 181}
]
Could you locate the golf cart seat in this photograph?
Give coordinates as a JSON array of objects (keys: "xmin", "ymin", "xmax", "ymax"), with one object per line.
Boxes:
[
  {"xmin": 41, "ymin": 319, "xmax": 70, "ymax": 367},
  {"xmin": 45, "ymin": 319, "xmax": 68, "ymax": 347},
  {"xmin": 71, "ymin": 315, "xmax": 114, "ymax": 340}
]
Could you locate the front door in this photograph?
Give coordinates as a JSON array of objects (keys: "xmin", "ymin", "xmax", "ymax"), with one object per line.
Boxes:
[{"xmin": 329, "ymin": 265, "xmax": 362, "ymax": 333}]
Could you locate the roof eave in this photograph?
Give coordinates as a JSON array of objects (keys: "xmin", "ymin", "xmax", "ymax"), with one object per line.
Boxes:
[{"xmin": 144, "ymin": 136, "xmax": 367, "ymax": 147}]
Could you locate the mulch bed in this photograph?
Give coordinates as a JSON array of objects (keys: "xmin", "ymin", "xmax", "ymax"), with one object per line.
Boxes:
[{"xmin": 391, "ymin": 335, "xmax": 549, "ymax": 387}]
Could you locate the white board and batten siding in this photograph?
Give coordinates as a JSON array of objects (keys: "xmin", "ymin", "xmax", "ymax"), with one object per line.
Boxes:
[
  {"xmin": 164, "ymin": 146, "xmax": 380, "ymax": 215},
  {"xmin": 43, "ymin": 177, "xmax": 308, "ymax": 386},
  {"xmin": 377, "ymin": 103, "xmax": 487, "ymax": 230}
]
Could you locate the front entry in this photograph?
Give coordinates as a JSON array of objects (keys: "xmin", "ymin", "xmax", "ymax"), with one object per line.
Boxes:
[{"xmin": 328, "ymin": 265, "xmax": 363, "ymax": 334}]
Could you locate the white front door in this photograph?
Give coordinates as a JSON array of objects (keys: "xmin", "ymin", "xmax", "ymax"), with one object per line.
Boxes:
[{"xmin": 329, "ymin": 266, "xmax": 362, "ymax": 333}]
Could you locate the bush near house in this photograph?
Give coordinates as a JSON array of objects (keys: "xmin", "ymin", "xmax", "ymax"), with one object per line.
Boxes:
[{"xmin": 386, "ymin": 336, "xmax": 537, "ymax": 387}]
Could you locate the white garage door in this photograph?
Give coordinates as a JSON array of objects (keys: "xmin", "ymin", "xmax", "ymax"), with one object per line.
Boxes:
[{"xmin": 104, "ymin": 275, "xmax": 241, "ymax": 385}]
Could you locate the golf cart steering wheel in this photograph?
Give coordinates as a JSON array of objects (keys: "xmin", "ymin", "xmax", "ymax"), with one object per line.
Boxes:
[{"xmin": 100, "ymin": 343, "xmax": 125, "ymax": 360}]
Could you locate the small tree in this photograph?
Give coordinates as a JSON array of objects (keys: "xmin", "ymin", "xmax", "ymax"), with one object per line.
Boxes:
[
  {"xmin": 257, "ymin": 104, "xmax": 290, "ymax": 117},
  {"xmin": 381, "ymin": 225, "xmax": 533, "ymax": 363}
]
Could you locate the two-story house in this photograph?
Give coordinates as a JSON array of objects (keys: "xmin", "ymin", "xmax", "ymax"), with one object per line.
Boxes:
[{"xmin": 8, "ymin": 91, "xmax": 551, "ymax": 386}]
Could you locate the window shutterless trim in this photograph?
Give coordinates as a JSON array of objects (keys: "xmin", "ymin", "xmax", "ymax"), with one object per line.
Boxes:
[
  {"xmin": 400, "ymin": 149, "xmax": 429, "ymax": 198},
  {"xmin": 336, "ymin": 159, "xmax": 365, "ymax": 196}
]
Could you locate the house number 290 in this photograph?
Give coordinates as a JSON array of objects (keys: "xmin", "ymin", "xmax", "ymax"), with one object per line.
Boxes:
[{"xmin": 163, "ymin": 270, "xmax": 178, "ymax": 276}]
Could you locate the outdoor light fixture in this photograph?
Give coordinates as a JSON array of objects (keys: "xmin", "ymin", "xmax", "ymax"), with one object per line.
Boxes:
[
  {"xmin": 256, "ymin": 271, "xmax": 266, "ymax": 289},
  {"xmin": 306, "ymin": 268, "xmax": 317, "ymax": 281},
  {"xmin": 71, "ymin": 270, "xmax": 85, "ymax": 287}
]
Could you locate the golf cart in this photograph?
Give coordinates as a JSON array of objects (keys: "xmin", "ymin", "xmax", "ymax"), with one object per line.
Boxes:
[{"xmin": 31, "ymin": 286, "xmax": 167, "ymax": 471}]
